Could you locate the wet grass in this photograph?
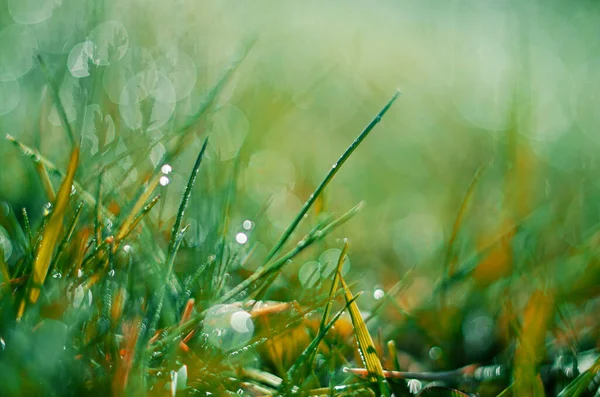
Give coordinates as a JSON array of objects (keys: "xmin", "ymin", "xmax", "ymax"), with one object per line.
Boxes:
[{"xmin": 1, "ymin": 44, "xmax": 600, "ymax": 397}]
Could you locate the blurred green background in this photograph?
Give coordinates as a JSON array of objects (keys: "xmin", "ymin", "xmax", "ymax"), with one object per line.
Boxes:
[{"xmin": 1, "ymin": 0, "xmax": 600, "ymax": 300}]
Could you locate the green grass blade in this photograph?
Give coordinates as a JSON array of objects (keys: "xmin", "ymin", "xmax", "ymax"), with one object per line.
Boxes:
[
  {"xmin": 147, "ymin": 138, "xmax": 209, "ymax": 337},
  {"xmin": 221, "ymin": 201, "xmax": 364, "ymax": 304},
  {"xmin": 21, "ymin": 208, "xmax": 33, "ymax": 248},
  {"xmin": 149, "ymin": 202, "xmax": 363, "ymax": 353},
  {"xmin": 281, "ymin": 293, "xmax": 362, "ymax": 392},
  {"xmin": 51, "ymin": 200, "xmax": 84, "ymax": 274},
  {"xmin": 318, "ymin": 241, "xmax": 350, "ymax": 332},
  {"xmin": 263, "ymin": 91, "xmax": 400, "ymax": 264}
]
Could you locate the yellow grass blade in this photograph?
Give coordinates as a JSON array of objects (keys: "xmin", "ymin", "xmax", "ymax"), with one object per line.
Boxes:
[
  {"xmin": 115, "ymin": 176, "xmax": 160, "ymax": 242},
  {"xmin": 513, "ymin": 289, "xmax": 554, "ymax": 397},
  {"xmin": 339, "ymin": 272, "xmax": 391, "ymax": 396},
  {"xmin": 17, "ymin": 146, "xmax": 79, "ymax": 320}
]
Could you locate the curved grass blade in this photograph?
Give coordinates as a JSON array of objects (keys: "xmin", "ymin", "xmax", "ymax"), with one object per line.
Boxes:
[
  {"xmin": 264, "ymin": 90, "xmax": 400, "ymax": 265},
  {"xmin": 17, "ymin": 145, "xmax": 79, "ymax": 320}
]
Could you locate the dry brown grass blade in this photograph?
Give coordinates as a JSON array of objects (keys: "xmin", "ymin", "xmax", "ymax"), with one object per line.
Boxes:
[{"xmin": 17, "ymin": 146, "xmax": 80, "ymax": 320}]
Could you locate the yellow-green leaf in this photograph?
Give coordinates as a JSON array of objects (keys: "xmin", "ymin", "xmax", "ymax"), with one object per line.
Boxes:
[
  {"xmin": 17, "ymin": 146, "xmax": 79, "ymax": 320},
  {"xmin": 340, "ymin": 272, "xmax": 391, "ymax": 397}
]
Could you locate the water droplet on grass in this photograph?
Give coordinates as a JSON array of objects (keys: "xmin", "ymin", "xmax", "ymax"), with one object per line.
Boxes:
[
  {"xmin": 42, "ymin": 202, "xmax": 53, "ymax": 216},
  {"xmin": 373, "ymin": 288, "xmax": 385, "ymax": 300},
  {"xmin": 235, "ymin": 232, "xmax": 247, "ymax": 245},
  {"xmin": 161, "ymin": 164, "xmax": 172, "ymax": 174},
  {"xmin": 428, "ymin": 346, "xmax": 443, "ymax": 360},
  {"xmin": 159, "ymin": 176, "xmax": 170, "ymax": 186}
]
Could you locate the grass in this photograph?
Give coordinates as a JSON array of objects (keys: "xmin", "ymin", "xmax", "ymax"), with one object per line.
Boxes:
[
  {"xmin": 0, "ymin": 63, "xmax": 414, "ymax": 395},
  {"xmin": 2, "ymin": 10, "xmax": 600, "ymax": 396}
]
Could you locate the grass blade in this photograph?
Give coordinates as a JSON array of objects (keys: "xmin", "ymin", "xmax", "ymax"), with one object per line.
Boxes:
[
  {"xmin": 149, "ymin": 202, "xmax": 364, "ymax": 353},
  {"xmin": 5, "ymin": 134, "xmax": 114, "ymax": 220},
  {"xmin": 318, "ymin": 240, "xmax": 349, "ymax": 334},
  {"xmin": 339, "ymin": 272, "xmax": 391, "ymax": 397},
  {"xmin": 221, "ymin": 201, "xmax": 363, "ymax": 304},
  {"xmin": 51, "ymin": 201, "xmax": 84, "ymax": 274},
  {"xmin": 263, "ymin": 91, "xmax": 400, "ymax": 264},
  {"xmin": 281, "ymin": 293, "xmax": 362, "ymax": 392},
  {"xmin": 147, "ymin": 138, "xmax": 209, "ymax": 337},
  {"xmin": 443, "ymin": 164, "xmax": 486, "ymax": 278},
  {"xmin": 17, "ymin": 145, "xmax": 79, "ymax": 320},
  {"xmin": 34, "ymin": 162, "xmax": 56, "ymax": 201}
]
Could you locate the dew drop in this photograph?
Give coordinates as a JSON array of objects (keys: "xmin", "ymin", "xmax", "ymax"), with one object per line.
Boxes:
[
  {"xmin": 373, "ymin": 288, "xmax": 385, "ymax": 300},
  {"xmin": 43, "ymin": 202, "xmax": 53, "ymax": 216},
  {"xmin": 159, "ymin": 176, "xmax": 170, "ymax": 186},
  {"xmin": 161, "ymin": 164, "xmax": 172, "ymax": 174},
  {"xmin": 235, "ymin": 232, "xmax": 248, "ymax": 245},
  {"xmin": 428, "ymin": 346, "xmax": 443, "ymax": 360},
  {"xmin": 242, "ymin": 220, "xmax": 253, "ymax": 230}
]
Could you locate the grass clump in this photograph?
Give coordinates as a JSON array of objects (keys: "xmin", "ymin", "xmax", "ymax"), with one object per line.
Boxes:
[{"xmin": 0, "ymin": 56, "xmax": 408, "ymax": 395}]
